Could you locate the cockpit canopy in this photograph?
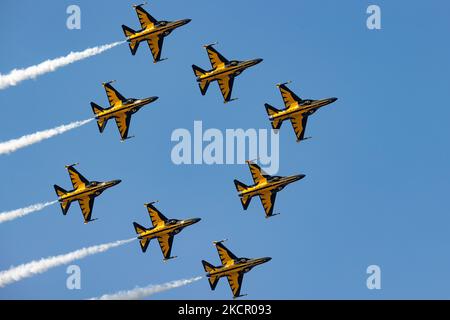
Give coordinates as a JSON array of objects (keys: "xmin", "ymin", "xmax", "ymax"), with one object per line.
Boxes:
[
  {"xmin": 237, "ymin": 257, "xmax": 250, "ymax": 263},
  {"xmin": 229, "ymin": 60, "xmax": 239, "ymax": 66},
  {"xmin": 167, "ymin": 219, "xmax": 179, "ymax": 225},
  {"xmin": 302, "ymin": 99, "xmax": 313, "ymax": 105},
  {"xmin": 88, "ymin": 181, "xmax": 99, "ymax": 187},
  {"xmin": 157, "ymin": 21, "xmax": 168, "ymax": 26},
  {"xmin": 124, "ymin": 98, "xmax": 136, "ymax": 105}
]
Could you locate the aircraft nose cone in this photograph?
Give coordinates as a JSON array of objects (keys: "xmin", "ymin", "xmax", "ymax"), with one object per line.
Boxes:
[
  {"xmin": 329, "ymin": 97, "xmax": 338, "ymax": 103},
  {"xmin": 263, "ymin": 257, "xmax": 272, "ymax": 263},
  {"xmin": 192, "ymin": 218, "xmax": 201, "ymax": 223},
  {"xmin": 184, "ymin": 19, "xmax": 192, "ymax": 24},
  {"xmin": 113, "ymin": 179, "xmax": 122, "ymax": 185},
  {"xmin": 148, "ymin": 96, "xmax": 159, "ymax": 103},
  {"xmin": 254, "ymin": 58, "xmax": 263, "ymax": 65}
]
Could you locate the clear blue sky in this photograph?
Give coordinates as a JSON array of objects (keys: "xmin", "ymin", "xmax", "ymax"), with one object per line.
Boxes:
[{"xmin": 1, "ymin": 0, "xmax": 450, "ymax": 299}]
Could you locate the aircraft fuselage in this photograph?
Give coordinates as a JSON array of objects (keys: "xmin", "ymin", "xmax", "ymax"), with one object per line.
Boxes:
[
  {"xmin": 127, "ymin": 19, "xmax": 191, "ymax": 43},
  {"xmin": 58, "ymin": 180, "xmax": 121, "ymax": 202},
  {"xmin": 197, "ymin": 59, "xmax": 263, "ymax": 82},
  {"xmin": 238, "ymin": 174, "xmax": 304, "ymax": 198},
  {"xmin": 206, "ymin": 257, "xmax": 271, "ymax": 278},
  {"xmin": 270, "ymin": 97, "xmax": 338, "ymax": 121},
  {"xmin": 137, "ymin": 218, "xmax": 201, "ymax": 241},
  {"xmin": 95, "ymin": 97, "xmax": 158, "ymax": 120}
]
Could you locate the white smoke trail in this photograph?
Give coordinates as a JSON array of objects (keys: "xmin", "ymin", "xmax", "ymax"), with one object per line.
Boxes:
[
  {"xmin": 0, "ymin": 200, "xmax": 57, "ymax": 224},
  {"xmin": 0, "ymin": 41, "xmax": 125, "ymax": 90},
  {"xmin": 91, "ymin": 276, "xmax": 203, "ymax": 300},
  {"xmin": 0, "ymin": 238, "xmax": 135, "ymax": 288},
  {"xmin": 0, "ymin": 118, "xmax": 93, "ymax": 155}
]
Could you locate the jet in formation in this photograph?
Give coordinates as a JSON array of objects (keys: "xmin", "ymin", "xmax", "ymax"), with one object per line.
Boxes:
[
  {"xmin": 265, "ymin": 82, "xmax": 338, "ymax": 142},
  {"xmin": 91, "ymin": 80, "xmax": 158, "ymax": 141},
  {"xmin": 133, "ymin": 202, "xmax": 201, "ymax": 261},
  {"xmin": 202, "ymin": 240, "xmax": 271, "ymax": 298},
  {"xmin": 234, "ymin": 160, "xmax": 305, "ymax": 218},
  {"xmin": 122, "ymin": 2, "xmax": 191, "ymax": 63},
  {"xmin": 192, "ymin": 43, "xmax": 263, "ymax": 103},
  {"xmin": 54, "ymin": 164, "xmax": 121, "ymax": 224}
]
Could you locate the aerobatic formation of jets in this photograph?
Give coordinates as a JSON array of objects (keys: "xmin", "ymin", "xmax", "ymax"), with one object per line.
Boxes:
[{"xmin": 7, "ymin": 2, "xmax": 339, "ymax": 299}]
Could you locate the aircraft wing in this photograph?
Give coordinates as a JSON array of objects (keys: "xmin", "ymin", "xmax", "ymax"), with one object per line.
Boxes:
[
  {"xmin": 147, "ymin": 35, "xmax": 164, "ymax": 63},
  {"xmin": 217, "ymin": 76, "xmax": 234, "ymax": 102},
  {"xmin": 104, "ymin": 83, "xmax": 126, "ymax": 107},
  {"xmin": 157, "ymin": 234, "xmax": 174, "ymax": 260},
  {"xmin": 227, "ymin": 272, "xmax": 244, "ymax": 298},
  {"xmin": 215, "ymin": 242, "xmax": 238, "ymax": 266},
  {"xmin": 205, "ymin": 45, "xmax": 229, "ymax": 69},
  {"xmin": 78, "ymin": 196, "xmax": 94, "ymax": 223},
  {"xmin": 67, "ymin": 165, "xmax": 89, "ymax": 190},
  {"xmin": 247, "ymin": 161, "xmax": 267, "ymax": 185},
  {"xmin": 114, "ymin": 112, "xmax": 132, "ymax": 140},
  {"xmin": 258, "ymin": 190, "xmax": 276, "ymax": 217},
  {"xmin": 290, "ymin": 113, "xmax": 308, "ymax": 142},
  {"xmin": 145, "ymin": 203, "xmax": 168, "ymax": 227},
  {"xmin": 278, "ymin": 83, "xmax": 302, "ymax": 109},
  {"xmin": 135, "ymin": 5, "xmax": 157, "ymax": 29}
]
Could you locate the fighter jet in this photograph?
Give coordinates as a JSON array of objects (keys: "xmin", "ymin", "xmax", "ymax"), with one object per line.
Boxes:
[
  {"xmin": 90, "ymin": 81, "xmax": 158, "ymax": 141},
  {"xmin": 265, "ymin": 82, "xmax": 338, "ymax": 142},
  {"xmin": 202, "ymin": 240, "xmax": 271, "ymax": 298},
  {"xmin": 133, "ymin": 202, "xmax": 201, "ymax": 261},
  {"xmin": 122, "ymin": 2, "xmax": 191, "ymax": 63},
  {"xmin": 234, "ymin": 160, "xmax": 305, "ymax": 218},
  {"xmin": 54, "ymin": 164, "xmax": 121, "ymax": 224},
  {"xmin": 192, "ymin": 43, "xmax": 263, "ymax": 103}
]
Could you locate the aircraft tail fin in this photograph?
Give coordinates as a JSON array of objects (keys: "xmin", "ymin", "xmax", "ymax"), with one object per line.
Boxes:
[
  {"xmin": 54, "ymin": 184, "xmax": 67, "ymax": 198},
  {"xmin": 54, "ymin": 185, "xmax": 71, "ymax": 215},
  {"xmin": 234, "ymin": 180, "xmax": 252, "ymax": 210},
  {"xmin": 192, "ymin": 65, "xmax": 210, "ymax": 95},
  {"xmin": 264, "ymin": 103, "xmax": 283, "ymax": 129},
  {"xmin": 202, "ymin": 260, "xmax": 220, "ymax": 290},
  {"xmin": 133, "ymin": 222, "xmax": 150, "ymax": 252},
  {"xmin": 122, "ymin": 24, "xmax": 136, "ymax": 38},
  {"xmin": 90, "ymin": 102, "xmax": 109, "ymax": 133},
  {"xmin": 122, "ymin": 25, "xmax": 140, "ymax": 55},
  {"xmin": 234, "ymin": 179, "xmax": 249, "ymax": 193}
]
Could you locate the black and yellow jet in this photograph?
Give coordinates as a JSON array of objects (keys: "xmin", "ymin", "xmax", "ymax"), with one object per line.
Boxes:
[
  {"xmin": 265, "ymin": 82, "xmax": 338, "ymax": 142},
  {"xmin": 192, "ymin": 43, "xmax": 263, "ymax": 103},
  {"xmin": 234, "ymin": 160, "xmax": 305, "ymax": 218},
  {"xmin": 202, "ymin": 240, "xmax": 271, "ymax": 299},
  {"xmin": 54, "ymin": 164, "xmax": 121, "ymax": 224},
  {"xmin": 133, "ymin": 202, "xmax": 201, "ymax": 261},
  {"xmin": 90, "ymin": 81, "xmax": 158, "ymax": 141},
  {"xmin": 122, "ymin": 3, "xmax": 191, "ymax": 63}
]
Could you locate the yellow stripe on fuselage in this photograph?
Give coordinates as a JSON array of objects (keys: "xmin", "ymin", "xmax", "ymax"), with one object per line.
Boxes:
[
  {"xmin": 138, "ymin": 223, "xmax": 180, "ymax": 240},
  {"xmin": 59, "ymin": 185, "xmax": 104, "ymax": 202},
  {"xmin": 271, "ymin": 100, "xmax": 330, "ymax": 121},
  {"xmin": 96, "ymin": 100, "xmax": 146, "ymax": 119}
]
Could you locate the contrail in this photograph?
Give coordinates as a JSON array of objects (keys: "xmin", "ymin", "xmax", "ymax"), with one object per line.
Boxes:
[
  {"xmin": 0, "ymin": 200, "xmax": 57, "ymax": 224},
  {"xmin": 0, "ymin": 41, "xmax": 125, "ymax": 90},
  {"xmin": 0, "ymin": 238, "xmax": 135, "ymax": 288},
  {"xmin": 0, "ymin": 118, "xmax": 93, "ymax": 155},
  {"xmin": 90, "ymin": 276, "xmax": 203, "ymax": 300}
]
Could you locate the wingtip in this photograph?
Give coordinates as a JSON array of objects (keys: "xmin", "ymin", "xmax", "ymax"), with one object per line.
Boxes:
[
  {"xmin": 213, "ymin": 238, "xmax": 228, "ymax": 245},
  {"xmin": 102, "ymin": 80, "xmax": 116, "ymax": 86},
  {"xmin": 133, "ymin": 2, "xmax": 147, "ymax": 8},
  {"xmin": 203, "ymin": 41, "xmax": 218, "ymax": 48},
  {"xmin": 144, "ymin": 200, "xmax": 159, "ymax": 207},
  {"xmin": 276, "ymin": 80, "xmax": 292, "ymax": 87},
  {"xmin": 65, "ymin": 162, "xmax": 79, "ymax": 168}
]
